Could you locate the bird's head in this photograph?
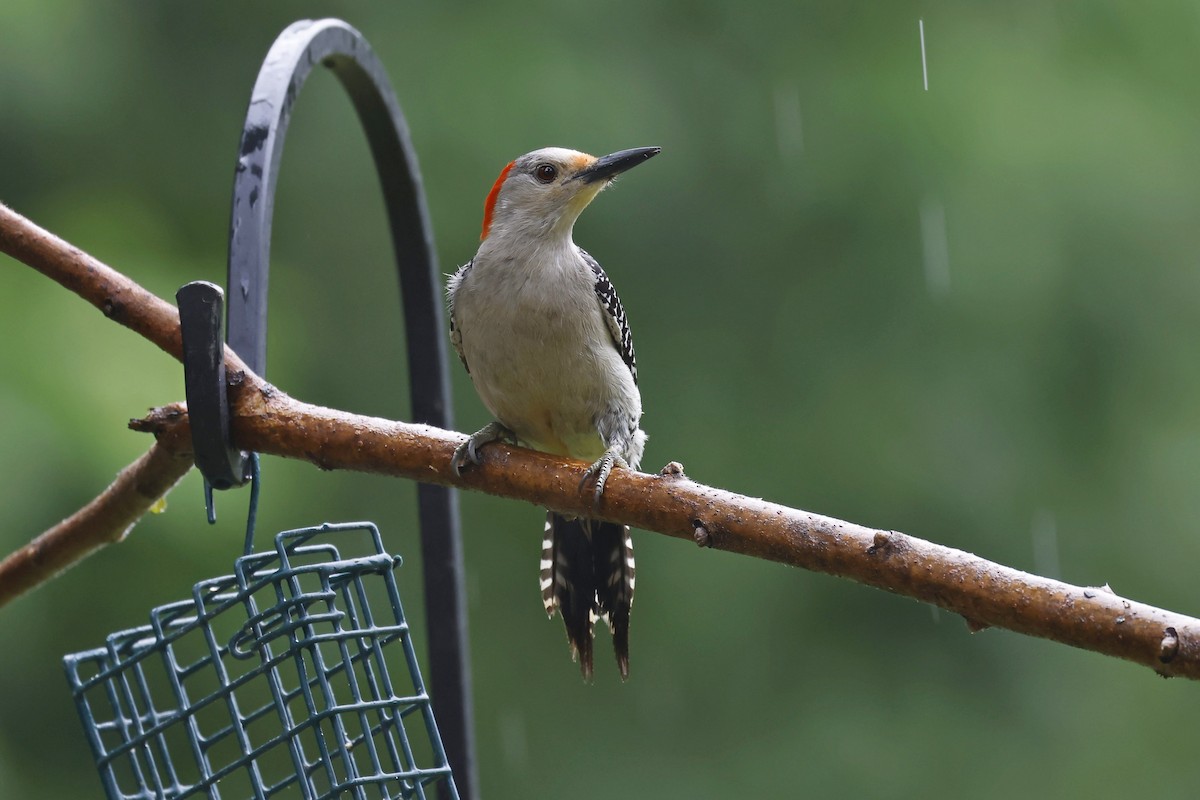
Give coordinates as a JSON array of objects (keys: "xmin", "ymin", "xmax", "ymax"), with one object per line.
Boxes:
[{"xmin": 479, "ymin": 146, "xmax": 660, "ymax": 242}]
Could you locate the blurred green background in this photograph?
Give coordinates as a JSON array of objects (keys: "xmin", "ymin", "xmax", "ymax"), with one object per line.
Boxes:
[{"xmin": 4, "ymin": 1, "xmax": 1200, "ymax": 797}]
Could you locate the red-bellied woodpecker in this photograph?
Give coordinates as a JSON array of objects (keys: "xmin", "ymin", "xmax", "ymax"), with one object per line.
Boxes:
[{"xmin": 447, "ymin": 146, "xmax": 660, "ymax": 680}]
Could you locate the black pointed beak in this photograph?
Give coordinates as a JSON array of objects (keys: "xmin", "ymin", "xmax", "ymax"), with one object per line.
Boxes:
[{"xmin": 573, "ymin": 146, "xmax": 661, "ymax": 183}]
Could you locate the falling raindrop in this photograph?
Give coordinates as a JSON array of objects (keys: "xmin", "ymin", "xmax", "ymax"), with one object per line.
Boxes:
[
  {"xmin": 1031, "ymin": 508, "xmax": 1060, "ymax": 579},
  {"xmin": 772, "ymin": 83, "xmax": 804, "ymax": 161},
  {"xmin": 919, "ymin": 195, "xmax": 950, "ymax": 297},
  {"xmin": 919, "ymin": 19, "xmax": 929, "ymax": 91},
  {"xmin": 499, "ymin": 710, "xmax": 529, "ymax": 770}
]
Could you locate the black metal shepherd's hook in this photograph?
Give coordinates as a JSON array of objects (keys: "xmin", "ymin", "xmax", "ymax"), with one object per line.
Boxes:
[{"xmin": 177, "ymin": 18, "xmax": 475, "ymax": 800}]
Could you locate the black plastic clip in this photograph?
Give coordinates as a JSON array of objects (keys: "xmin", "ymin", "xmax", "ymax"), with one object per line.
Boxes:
[{"xmin": 176, "ymin": 281, "xmax": 249, "ymax": 491}]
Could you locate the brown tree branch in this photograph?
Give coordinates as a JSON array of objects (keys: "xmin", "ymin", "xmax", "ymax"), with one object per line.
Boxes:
[
  {"xmin": 0, "ymin": 415, "xmax": 194, "ymax": 609},
  {"xmin": 3, "ymin": 200, "xmax": 1199, "ymax": 679},
  {"xmin": 0, "ymin": 202, "xmax": 252, "ymax": 373}
]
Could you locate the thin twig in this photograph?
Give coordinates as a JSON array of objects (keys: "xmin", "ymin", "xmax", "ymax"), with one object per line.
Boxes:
[
  {"xmin": 0, "ymin": 415, "xmax": 193, "ymax": 609},
  {"xmin": 3, "ymin": 200, "xmax": 1199, "ymax": 679}
]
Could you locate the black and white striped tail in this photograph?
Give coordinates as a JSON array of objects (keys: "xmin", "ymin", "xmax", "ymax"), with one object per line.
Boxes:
[{"xmin": 540, "ymin": 512, "xmax": 636, "ymax": 681}]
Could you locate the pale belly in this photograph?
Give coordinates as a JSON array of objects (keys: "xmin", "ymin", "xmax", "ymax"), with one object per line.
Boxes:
[{"xmin": 460, "ymin": 305, "xmax": 639, "ymax": 461}]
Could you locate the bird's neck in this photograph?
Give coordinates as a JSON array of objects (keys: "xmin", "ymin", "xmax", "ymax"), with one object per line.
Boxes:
[{"xmin": 478, "ymin": 218, "xmax": 580, "ymax": 271}]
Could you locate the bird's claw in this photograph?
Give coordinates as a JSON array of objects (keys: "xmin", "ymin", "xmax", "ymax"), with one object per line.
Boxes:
[
  {"xmin": 450, "ymin": 443, "xmax": 475, "ymax": 476},
  {"xmin": 452, "ymin": 421, "xmax": 511, "ymax": 476},
  {"xmin": 579, "ymin": 449, "xmax": 628, "ymax": 513}
]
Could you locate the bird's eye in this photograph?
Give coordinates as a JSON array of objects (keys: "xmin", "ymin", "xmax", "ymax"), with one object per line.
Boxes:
[{"xmin": 534, "ymin": 164, "xmax": 558, "ymax": 184}]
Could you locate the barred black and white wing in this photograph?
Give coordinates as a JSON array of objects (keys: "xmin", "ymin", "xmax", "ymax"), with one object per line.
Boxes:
[
  {"xmin": 580, "ymin": 248, "xmax": 637, "ymax": 385},
  {"xmin": 446, "ymin": 260, "xmax": 473, "ymax": 373}
]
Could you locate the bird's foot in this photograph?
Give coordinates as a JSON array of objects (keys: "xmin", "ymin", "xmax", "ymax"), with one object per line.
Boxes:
[
  {"xmin": 578, "ymin": 447, "xmax": 629, "ymax": 513},
  {"xmin": 452, "ymin": 421, "xmax": 513, "ymax": 475}
]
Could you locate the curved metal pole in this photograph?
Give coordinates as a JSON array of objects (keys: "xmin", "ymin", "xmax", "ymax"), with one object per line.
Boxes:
[{"xmin": 226, "ymin": 19, "xmax": 475, "ymax": 799}]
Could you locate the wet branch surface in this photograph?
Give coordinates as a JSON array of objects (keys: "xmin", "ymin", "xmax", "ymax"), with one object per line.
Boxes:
[{"xmin": 3, "ymin": 200, "xmax": 1198, "ymax": 679}]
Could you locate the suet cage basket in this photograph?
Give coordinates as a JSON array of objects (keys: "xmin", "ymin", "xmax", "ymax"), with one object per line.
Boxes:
[{"xmin": 63, "ymin": 522, "xmax": 459, "ymax": 799}]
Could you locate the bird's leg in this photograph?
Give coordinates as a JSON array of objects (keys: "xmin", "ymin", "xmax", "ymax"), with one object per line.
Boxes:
[
  {"xmin": 578, "ymin": 446, "xmax": 629, "ymax": 513},
  {"xmin": 452, "ymin": 420, "xmax": 514, "ymax": 475}
]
